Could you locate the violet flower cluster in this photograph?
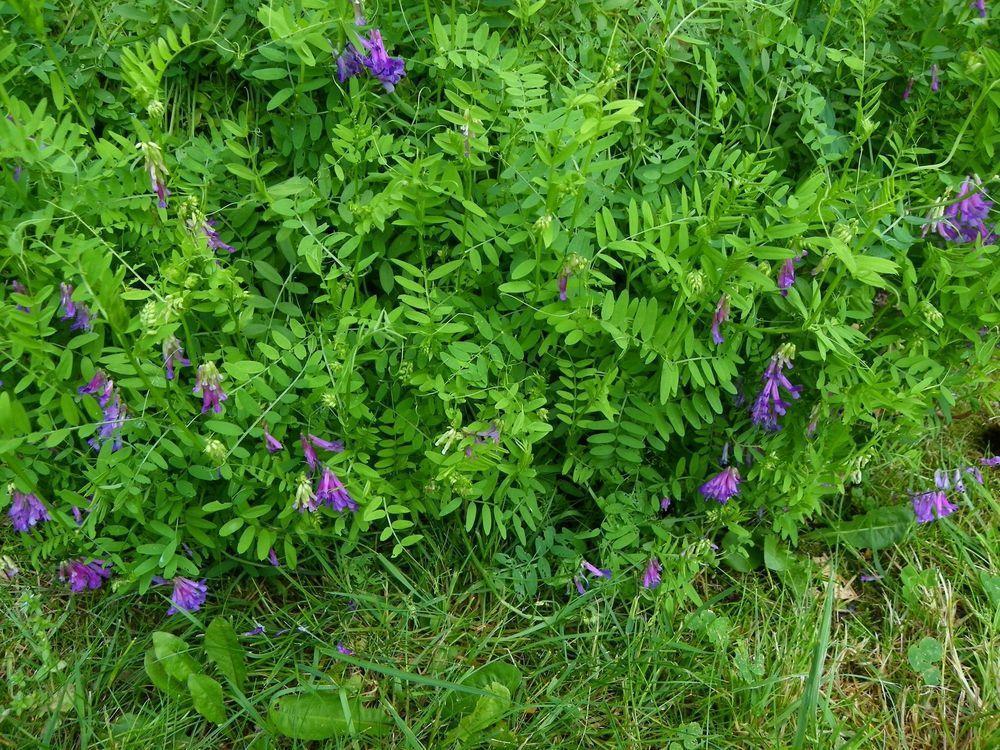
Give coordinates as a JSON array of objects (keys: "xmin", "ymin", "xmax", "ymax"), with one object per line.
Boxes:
[
  {"xmin": 300, "ymin": 433, "xmax": 344, "ymax": 472},
  {"xmin": 710, "ymin": 294, "xmax": 730, "ymax": 345},
  {"xmin": 750, "ymin": 345, "xmax": 801, "ymax": 431},
  {"xmin": 922, "ymin": 176, "xmax": 997, "ymax": 244},
  {"xmin": 777, "ymin": 252, "xmax": 806, "ymax": 297},
  {"xmin": 162, "ymin": 336, "xmax": 190, "ymax": 380},
  {"xmin": 642, "ymin": 558, "xmax": 662, "ymax": 590},
  {"xmin": 573, "ymin": 559, "xmax": 611, "ymax": 595},
  {"xmin": 699, "ymin": 466, "xmax": 741, "ymax": 504},
  {"xmin": 315, "ymin": 467, "xmax": 358, "ymax": 512},
  {"xmin": 336, "ymin": 11, "xmax": 406, "ymax": 93},
  {"xmin": 193, "ymin": 361, "xmax": 227, "ymax": 414},
  {"xmin": 59, "ymin": 283, "xmax": 93, "ymax": 331},
  {"xmin": 8, "ymin": 487, "xmax": 49, "ymax": 532},
  {"xmin": 137, "ymin": 141, "xmax": 170, "ymax": 208},
  {"xmin": 60, "ymin": 559, "xmax": 111, "ymax": 591},
  {"xmin": 160, "ymin": 576, "xmax": 208, "ymax": 615},
  {"xmin": 79, "ymin": 370, "xmax": 126, "ymax": 452}
]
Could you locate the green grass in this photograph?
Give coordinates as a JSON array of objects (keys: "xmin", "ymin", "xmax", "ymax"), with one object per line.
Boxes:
[{"xmin": 3, "ymin": 441, "xmax": 998, "ymax": 750}]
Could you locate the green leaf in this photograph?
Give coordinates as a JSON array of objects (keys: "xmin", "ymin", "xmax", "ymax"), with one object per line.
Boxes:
[
  {"xmin": 152, "ymin": 632, "xmax": 200, "ymax": 682},
  {"xmin": 268, "ymin": 693, "xmax": 391, "ymax": 739},
  {"xmin": 188, "ymin": 673, "xmax": 227, "ymax": 724},
  {"xmin": 444, "ymin": 682, "xmax": 512, "ymax": 745},
  {"xmin": 907, "ymin": 636, "xmax": 943, "ymax": 686},
  {"xmin": 204, "ymin": 617, "xmax": 247, "ymax": 689},
  {"xmin": 144, "ymin": 647, "xmax": 186, "ymax": 698},
  {"xmin": 809, "ymin": 505, "xmax": 914, "ymax": 550},
  {"xmin": 443, "ymin": 662, "xmax": 522, "ymax": 717}
]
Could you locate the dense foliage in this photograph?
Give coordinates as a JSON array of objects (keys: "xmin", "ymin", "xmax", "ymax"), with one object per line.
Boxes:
[{"xmin": 1, "ymin": 0, "xmax": 997, "ymax": 609}]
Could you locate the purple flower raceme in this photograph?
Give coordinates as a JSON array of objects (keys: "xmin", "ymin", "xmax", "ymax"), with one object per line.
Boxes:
[
  {"xmin": 336, "ymin": 13, "xmax": 406, "ymax": 93},
  {"xmin": 162, "ymin": 336, "xmax": 190, "ymax": 380},
  {"xmin": 8, "ymin": 487, "xmax": 50, "ymax": 532},
  {"xmin": 293, "ymin": 472, "xmax": 320, "ymax": 513},
  {"xmin": 973, "ymin": 0, "xmax": 987, "ymax": 18},
  {"xmin": 751, "ymin": 344, "xmax": 801, "ymax": 431},
  {"xmin": 710, "ymin": 294, "xmax": 730, "ymax": 345},
  {"xmin": 923, "ymin": 176, "xmax": 997, "ymax": 244},
  {"xmin": 78, "ymin": 370, "xmax": 111, "ymax": 405},
  {"xmin": 59, "ymin": 283, "xmax": 93, "ymax": 331},
  {"xmin": 315, "ymin": 467, "xmax": 358, "ymax": 512},
  {"xmin": 581, "ymin": 559, "xmax": 611, "ymax": 580},
  {"xmin": 193, "ymin": 361, "xmax": 227, "ymax": 414},
  {"xmin": 137, "ymin": 141, "xmax": 170, "ymax": 208},
  {"xmin": 777, "ymin": 252, "xmax": 805, "ymax": 296},
  {"xmin": 660, "ymin": 497, "xmax": 672, "ymax": 512},
  {"xmin": 930, "ymin": 64, "xmax": 940, "ymax": 93},
  {"xmin": 699, "ymin": 466, "xmax": 741, "ymax": 504},
  {"xmin": 80, "ymin": 374, "xmax": 126, "ymax": 452},
  {"xmin": 160, "ymin": 576, "xmax": 208, "ymax": 615},
  {"xmin": 912, "ymin": 490, "xmax": 956, "ymax": 524},
  {"xmin": 200, "ymin": 219, "xmax": 235, "ymax": 253},
  {"xmin": 902, "ymin": 77, "xmax": 914, "ymax": 101},
  {"xmin": 308, "ymin": 434, "xmax": 345, "ymax": 453},
  {"xmin": 11, "ymin": 280, "xmax": 29, "ymax": 312},
  {"xmin": 60, "ymin": 559, "xmax": 111, "ymax": 592},
  {"xmin": 336, "ymin": 642, "xmax": 354, "ymax": 656},
  {"xmin": 268, "ymin": 547, "xmax": 280, "ymax": 567},
  {"xmin": 642, "ymin": 558, "xmax": 662, "ymax": 590},
  {"xmin": 981, "ymin": 456, "xmax": 1000, "ymax": 468},
  {"xmin": 263, "ymin": 426, "xmax": 284, "ymax": 454},
  {"xmin": 558, "ymin": 274, "xmax": 569, "ymax": 301}
]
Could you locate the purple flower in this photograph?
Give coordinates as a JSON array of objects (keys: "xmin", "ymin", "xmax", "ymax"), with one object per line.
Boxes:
[
  {"xmin": 201, "ymin": 219, "xmax": 235, "ymax": 253},
  {"xmin": 642, "ymin": 558, "xmax": 662, "ymax": 590},
  {"xmin": 263, "ymin": 427, "xmax": 284, "ymax": 453},
  {"xmin": 475, "ymin": 424, "xmax": 500, "ymax": 444},
  {"xmin": 244, "ymin": 625, "xmax": 265, "ymax": 636},
  {"xmin": 973, "ymin": 0, "xmax": 986, "ymax": 18},
  {"xmin": 902, "ymin": 77, "xmax": 914, "ymax": 101},
  {"xmin": 952, "ymin": 469, "xmax": 966, "ymax": 494},
  {"xmin": 336, "ymin": 642, "xmax": 354, "ymax": 655},
  {"xmin": 83, "ymin": 380, "xmax": 126, "ymax": 453},
  {"xmin": 750, "ymin": 348, "xmax": 801, "ymax": 431},
  {"xmin": 164, "ymin": 576, "xmax": 208, "ymax": 615},
  {"xmin": 11, "ymin": 280, "xmax": 29, "ymax": 312},
  {"xmin": 981, "ymin": 456, "xmax": 1000, "ymax": 468},
  {"xmin": 699, "ymin": 466, "xmax": 741, "ymax": 504},
  {"xmin": 60, "ymin": 282, "xmax": 76, "ymax": 320},
  {"xmin": 301, "ymin": 433, "xmax": 318, "ymax": 472},
  {"xmin": 138, "ymin": 141, "xmax": 170, "ymax": 208},
  {"xmin": 912, "ymin": 490, "xmax": 956, "ymax": 524},
  {"xmin": 558, "ymin": 273, "xmax": 569, "ymax": 301},
  {"xmin": 573, "ymin": 576, "xmax": 587, "ymax": 595},
  {"xmin": 78, "ymin": 371, "xmax": 110, "ymax": 404},
  {"xmin": 581, "ymin": 559, "xmax": 612, "ymax": 580},
  {"xmin": 72, "ymin": 506, "xmax": 84, "ymax": 525},
  {"xmin": 933, "ymin": 469, "xmax": 950, "ymax": 491},
  {"xmin": 859, "ymin": 573, "xmax": 881, "ymax": 583},
  {"xmin": 294, "ymin": 472, "xmax": 320, "ymax": 513},
  {"xmin": 308, "ymin": 434, "xmax": 345, "ymax": 453},
  {"xmin": 315, "ymin": 467, "xmax": 358, "ymax": 512},
  {"xmin": 268, "ymin": 547, "xmax": 280, "ymax": 567},
  {"xmin": 930, "ymin": 64, "xmax": 940, "ymax": 93},
  {"xmin": 193, "ymin": 362, "xmax": 227, "ymax": 414},
  {"xmin": 965, "ymin": 465, "xmax": 984, "ymax": 484},
  {"xmin": 59, "ymin": 283, "xmax": 93, "ymax": 331},
  {"xmin": 710, "ymin": 294, "xmax": 729, "ymax": 345},
  {"xmin": 162, "ymin": 337, "xmax": 190, "ymax": 380},
  {"xmin": 924, "ymin": 177, "xmax": 997, "ymax": 244},
  {"xmin": 777, "ymin": 253, "xmax": 807, "ymax": 297},
  {"xmin": 60, "ymin": 559, "xmax": 111, "ymax": 592},
  {"xmin": 8, "ymin": 489, "xmax": 50, "ymax": 532},
  {"xmin": 336, "ymin": 23, "xmax": 406, "ymax": 93}
]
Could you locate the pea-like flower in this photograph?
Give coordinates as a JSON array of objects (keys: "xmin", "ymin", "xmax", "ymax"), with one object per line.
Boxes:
[
  {"xmin": 193, "ymin": 361, "xmax": 227, "ymax": 414},
  {"xmin": 8, "ymin": 487, "xmax": 50, "ymax": 532},
  {"xmin": 912, "ymin": 490, "xmax": 956, "ymax": 524},
  {"xmin": 162, "ymin": 336, "xmax": 190, "ymax": 380},
  {"xmin": 710, "ymin": 294, "xmax": 730, "ymax": 345},
  {"xmin": 751, "ymin": 345, "xmax": 801, "ymax": 431},
  {"xmin": 315, "ymin": 467, "xmax": 358, "ymax": 512},
  {"xmin": 699, "ymin": 466, "xmax": 741, "ymax": 504},
  {"xmin": 642, "ymin": 558, "xmax": 662, "ymax": 589},
  {"xmin": 61, "ymin": 559, "xmax": 111, "ymax": 592}
]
